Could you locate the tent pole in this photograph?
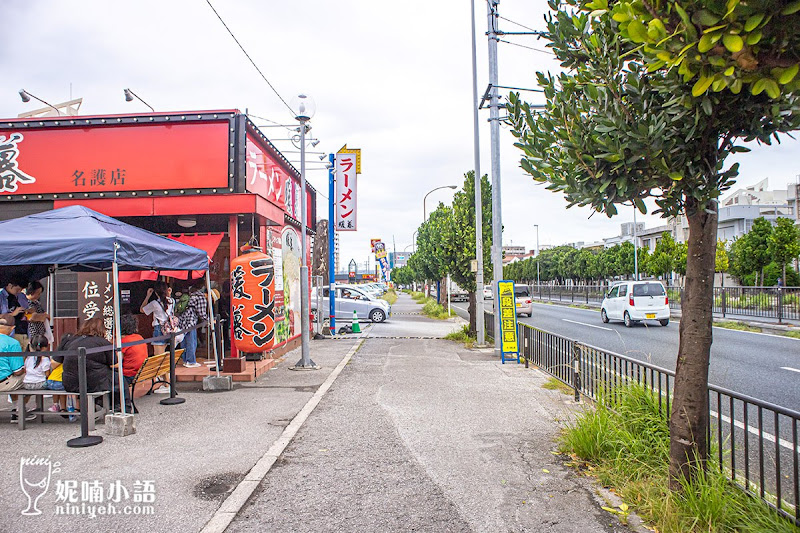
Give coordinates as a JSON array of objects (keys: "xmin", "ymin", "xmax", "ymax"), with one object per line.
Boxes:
[
  {"xmin": 205, "ymin": 269, "xmax": 219, "ymax": 377},
  {"xmin": 112, "ymin": 246, "xmax": 126, "ymax": 415},
  {"xmin": 48, "ymin": 265, "xmax": 56, "ymax": 348}
]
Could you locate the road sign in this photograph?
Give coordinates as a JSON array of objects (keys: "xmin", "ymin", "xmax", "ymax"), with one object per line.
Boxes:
[{"xmin": 497, "ymin": 280, "xmax": 519, "ymax": 364}]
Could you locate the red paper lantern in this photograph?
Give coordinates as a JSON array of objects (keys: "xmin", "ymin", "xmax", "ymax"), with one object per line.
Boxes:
[{"xmin": 230, "ymin": 250, "xmax": 275, "ymax": 353}]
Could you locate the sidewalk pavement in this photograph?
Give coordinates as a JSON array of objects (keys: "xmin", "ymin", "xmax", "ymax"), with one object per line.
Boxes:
[
  {"xmin": 0, "ymin": 337, "xmax": 361, "ymax": 532},
  {"xmin": 0, "ymin": 293, "xmax": 634, "ymax": 532},
  {"xmin": 225, "ymin": 293, "xmax": 633, "ymax": 532}
]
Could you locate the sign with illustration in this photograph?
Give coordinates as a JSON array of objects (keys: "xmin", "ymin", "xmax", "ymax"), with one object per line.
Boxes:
[
  {"xmin": 278, "ymin": 227, "xmax": 301, "ymax": 344},
  {"xmin": 497, "ymin": 280, "xmax": 519, "ymax": 364}
]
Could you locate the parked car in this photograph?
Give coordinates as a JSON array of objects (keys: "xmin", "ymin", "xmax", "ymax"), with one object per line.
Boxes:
[
  {"xmin": 514, "ymin": 285, "xmax": 533, "ymax": 317},
  {"xmin": 601, "ymin": 281, "xmax": 669, "ymax": 327},
  {"xmin": 483, "ymin": 285, "xmax": 493, "ymax": 299},
  {"xmin": 312, "ymin": 284, "xmax": 391, "ymax": 323}
]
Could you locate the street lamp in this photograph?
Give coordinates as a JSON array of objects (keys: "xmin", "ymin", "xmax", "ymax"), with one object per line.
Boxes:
[
  {"xmin": 123, "ymin": 88, "xmax": 155, "ymax": 112},
  {"xmin": 291, "ymin": 93, "xmax": 319, "ymax": 370},
  {"xmin": 423, "ymin": 185, "xmax": 458, "ymax": 221},
  {"xmin": 534, "ymin": 224, "xmax": 540, "ymax": 287},
  {"xmin": 19, "ymin": 89, "xmax": 61, "ymax": 115}
]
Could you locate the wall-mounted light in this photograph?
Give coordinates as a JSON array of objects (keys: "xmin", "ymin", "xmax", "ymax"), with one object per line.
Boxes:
[
  {"xmin": 177, "ymin": 216, "xmax": 197, "ymax": 228},
  {"xmin": 123, "ymin": 88, "xmax": 155, "ymax": 112},
  {"xmin": 19, "ymin": 89, "xmax": 62, "ymax": 115}
]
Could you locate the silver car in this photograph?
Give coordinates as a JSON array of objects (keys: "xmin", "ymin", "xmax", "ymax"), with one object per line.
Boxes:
[{"xmin": 313, "ymin": 285, "xmax": 391, "ymax": 323}]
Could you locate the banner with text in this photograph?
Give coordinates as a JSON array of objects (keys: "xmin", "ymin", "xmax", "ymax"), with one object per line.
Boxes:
[{"xmin": 335, "ymin": 152, "xmax": 357, "ymax": 231}]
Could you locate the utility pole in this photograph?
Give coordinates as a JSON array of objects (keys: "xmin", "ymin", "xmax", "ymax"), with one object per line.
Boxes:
[
  {"xmin": 487, "ymin": 0, "xmax": 503, "ymax": 356},
  {"xmin": 535, "ymin": 224, "xmax": 540, "ymax": 286},
  {"xmin": 470, "ymin": 0, "xmax": 485, "ymax": 346},
  {"xmin": 633, "ymin": 206, "xmax": 639, "ymax": 281}
]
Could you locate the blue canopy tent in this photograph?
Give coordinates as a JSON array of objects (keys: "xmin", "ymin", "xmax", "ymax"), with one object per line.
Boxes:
[{"xmin": 0, "ymin": 205, "xmax": 219, "ymax": 416}]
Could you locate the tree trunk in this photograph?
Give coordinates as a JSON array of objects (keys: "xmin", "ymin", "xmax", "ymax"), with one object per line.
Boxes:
[
  {"xmin": 468, "ymin": 291, "xmax": 477, "ymax": 337},
  {"xmin": 669, "ymin": 199, "xmax": 718, "ymax": 489}
]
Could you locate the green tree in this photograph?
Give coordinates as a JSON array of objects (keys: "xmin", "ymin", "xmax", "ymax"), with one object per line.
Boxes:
[
  {"xmin": 747, "ymin": 217, "xmax": 774, "ymax": 285},
  {"xmin": 768, "ymin": 217, "xmax": 800, "ymax": 283},
  {"xmin": 391, "ymin": 265, "xmax": 416, "ymax": 286},
  {"xmin": 715, "ymin": 240, "xmax": 729, "ymax": 281},
  {"xmin": 441, "ymin": 172, "xmax": 493, "ymax": 335},
  {"xmin": 649, "ymin": 232, "xmax": 677, "ymax": 279},
  {"xmin": 507, "ymin": 0, "xmax": 800, "ymax": 486},
  {"xmin": 414, "ymin": 203, "xmax": 452, "ymax": 297}
]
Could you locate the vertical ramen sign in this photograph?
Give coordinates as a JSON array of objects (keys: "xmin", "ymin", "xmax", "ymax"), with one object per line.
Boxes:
[
  {"xmin": 230, "ymin": 250, "xmax": 275, "ymax": 353},
  {"xmin": 335, "ymin": 146, "xmax": 361, "ymax": 231}
]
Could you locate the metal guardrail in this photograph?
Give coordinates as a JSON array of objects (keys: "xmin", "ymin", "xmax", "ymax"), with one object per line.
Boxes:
[
  {"xmin": 521, "ymin": 284, "xmax": 800, "ymax": 323},
  {"xmin": 490, "ymin": 314, "xmax": 800, "ymax": 525}
]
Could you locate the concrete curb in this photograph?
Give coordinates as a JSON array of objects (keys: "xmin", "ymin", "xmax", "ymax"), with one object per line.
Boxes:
[{"xmin": 199, "ymin": 334, "xmax": 368, "ymax": 533}]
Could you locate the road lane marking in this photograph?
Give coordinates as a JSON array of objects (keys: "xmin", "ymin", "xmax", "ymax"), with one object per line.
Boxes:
[
  {"xmin": 562, "ymin": 318, "xmax": 612, "ymax": 331},
  {"xmin": 712, "ymin": 327, "xmax": 800, "ymax": 341},
  {"xmin": 781, "ymin": 367, "xmax": 800, "ymax": 374},
  {"xmin": 532, "ymin": 301, "xmax": 598, "ymax": 313}
]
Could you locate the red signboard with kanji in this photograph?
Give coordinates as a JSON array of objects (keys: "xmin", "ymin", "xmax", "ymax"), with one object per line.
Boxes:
[
  {"xmin": 245, "ymin": 134, "xmax": 286, "ymax": 209},
  {"xmin": 0, "ymin": 122, "xmax": 230, "ymax": 195}
]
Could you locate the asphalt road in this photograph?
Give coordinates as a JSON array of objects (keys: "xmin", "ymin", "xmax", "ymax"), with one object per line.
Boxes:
[{"xmin": 453, "ymin": 300, "xmax": 800, "ymax": 411}]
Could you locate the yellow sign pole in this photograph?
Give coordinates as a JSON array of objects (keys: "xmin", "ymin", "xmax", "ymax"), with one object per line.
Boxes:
[{"xmin": 497, "ymin": 280, "xmax": 520, "ymax": 364}]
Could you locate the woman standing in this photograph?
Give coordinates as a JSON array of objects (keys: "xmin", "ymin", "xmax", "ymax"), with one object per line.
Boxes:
[
  {"xmin": 25, "ymin": 281, "xmax": 51, "ymax": 345},
  {"xmin": 139, "ymin": 281, "xmax": 176, "ymax": 356}
]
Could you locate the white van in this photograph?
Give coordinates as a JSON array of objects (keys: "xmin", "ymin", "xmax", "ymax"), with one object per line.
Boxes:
[{"xmin": 601, "ymin": 281, "xmax": 670, "ymax": 327}]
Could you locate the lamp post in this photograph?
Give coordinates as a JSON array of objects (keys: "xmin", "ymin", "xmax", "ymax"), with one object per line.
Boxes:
[
  {"xmin": 123, "ymin": 88, "xmax": 155, "ymax": 112},
  {"xmin": 534, "ymin": 224, "xmax": 540, "ymax": 287},
  {"xmin": 423, "ymin": 185, "xmax": 458, "ymax": 221},
  {"xmin": 19, "ymin": 89, "xmax": 61, "ymax": 115},
  {"xmin": 291, "ymin": 94, "xmax": 318, "ymax": 370}
]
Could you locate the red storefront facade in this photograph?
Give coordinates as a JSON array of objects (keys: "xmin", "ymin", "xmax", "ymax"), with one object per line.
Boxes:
[{"xmin": 0, "ymin": 109, "xmax": 316, "ymax": 359}]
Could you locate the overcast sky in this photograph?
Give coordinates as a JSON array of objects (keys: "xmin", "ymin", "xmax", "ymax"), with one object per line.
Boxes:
[{"xmin": 2, "ymin": 1, "xmax": 798, "ymax": 272}]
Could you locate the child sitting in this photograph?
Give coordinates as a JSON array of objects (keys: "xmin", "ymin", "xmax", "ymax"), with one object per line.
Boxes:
[
  {"xmin": 44, "ymin": 337, "xmax": 69, "ymax": 413},
  {"xmin": 23, "ymin": 335, "xmax": 51, "ymax": 413}
]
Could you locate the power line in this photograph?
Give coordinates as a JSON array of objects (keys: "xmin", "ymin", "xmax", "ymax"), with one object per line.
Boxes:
[
  {"xmin": 498, "ymin": 15, "xmax": 539, "ymax": 34},
  {"xmin": 247, "ymin": 113, "xmax": 293, "ymax": 130},
  {"xmin": 205, "ymin": 0, "xmax": 294, "ymax": 116},
  {"xmin": 497, "ymin": 39, "xmax": 553, "ymax": 56}
]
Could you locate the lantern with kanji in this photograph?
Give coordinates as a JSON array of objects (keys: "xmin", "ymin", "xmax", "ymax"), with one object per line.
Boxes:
[{"xmin": 230, "ymin": 248, "xmax": 275, "ymax": 353}]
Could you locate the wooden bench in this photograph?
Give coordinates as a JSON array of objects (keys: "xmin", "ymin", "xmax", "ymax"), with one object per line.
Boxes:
[
  {"xmin": 128, "ymin": 349, "xmax": 184, "ymax": 413},
  {"xmin": 1, "ymin": 390, "xmax": 110, "ymax": 431}
]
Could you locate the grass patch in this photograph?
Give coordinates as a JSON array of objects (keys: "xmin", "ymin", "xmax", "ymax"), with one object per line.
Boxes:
[
  {"xmin": 561, "ymin": 385, "xmax": 798, "ymax": 533},
  {"xmin": 444, "ymin": 325, "xmax": 476, "ymax": 347},
  {"xmin": 714, "ymin": 320, "xmax": 762, "ymax": 333},
  {"xmin": 421, "ymin": 298, "xmax": 455, "ymax": 319},
  {"xmin": 542, "ymin": 377, "xmax": 574, "ymax": 395},
  {"xmin": 381, "ymin": 289, "xmax": 398, "ymax": 305},
  {"xmin": 410, "ymin": 291, "xmax": 427, "ymax": 303},
  {"xmin": 783, "ymin": 330, "xmax": 800, "ymax": 339}
]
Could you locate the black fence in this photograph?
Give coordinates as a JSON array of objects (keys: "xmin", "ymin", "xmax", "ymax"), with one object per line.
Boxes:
[
  {"xmin": 521, "ymin": 283, "xmax": 800, "ymax": 322},
  {"xmin": 485, "ymin": 313, "xmax": 800, "ymax": 525},
  {"xmin": 0, "ymin": 319, "xmax": 221, "ymax": 448}
]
